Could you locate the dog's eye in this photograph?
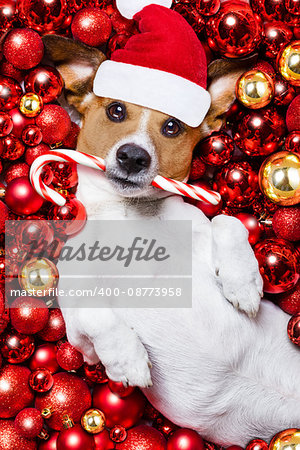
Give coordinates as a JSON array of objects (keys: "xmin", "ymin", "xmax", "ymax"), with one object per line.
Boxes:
[
  {"xmin": 161, "ymin": 118, "xmax": 182, "ymax": 138},
  {"xmin": 106, "ymin": 102, "xmax": 126, "ymax": 122}
]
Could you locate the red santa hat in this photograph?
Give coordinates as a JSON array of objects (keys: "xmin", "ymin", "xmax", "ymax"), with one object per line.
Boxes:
[{"xmin": 93, "ymin": 0, "xmax": 211, "ymax": 128}]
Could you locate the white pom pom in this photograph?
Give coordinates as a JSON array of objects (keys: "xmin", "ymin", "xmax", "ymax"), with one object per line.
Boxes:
[{"xmin": 116, "ymin": 0, "xmax": 172, "ymax": 19}]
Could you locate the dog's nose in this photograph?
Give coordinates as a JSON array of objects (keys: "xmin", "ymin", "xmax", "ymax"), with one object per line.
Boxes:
[{"xmin": 116, "ymin": 144, "xmax": 151, "ymax": 174}]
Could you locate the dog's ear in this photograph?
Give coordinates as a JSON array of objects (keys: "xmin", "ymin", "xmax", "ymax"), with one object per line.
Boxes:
[
  {"xmin": 200, "ymin": 57, "xmax": 256, "ymax": 134},
  {"xmin": 42, "ymin": 35, "xmax": 106, "ymax": 114}
]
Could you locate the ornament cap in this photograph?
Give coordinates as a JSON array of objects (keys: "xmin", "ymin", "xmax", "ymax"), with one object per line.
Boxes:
[{"xmin": 62, "ymin": 414, "xmax": 74, "ymax": 429}]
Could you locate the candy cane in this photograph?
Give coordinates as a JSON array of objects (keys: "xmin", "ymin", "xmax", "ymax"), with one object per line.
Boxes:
[{"xmin": 30, "ymin": 149, "xmax": 221, "ymax": 207}]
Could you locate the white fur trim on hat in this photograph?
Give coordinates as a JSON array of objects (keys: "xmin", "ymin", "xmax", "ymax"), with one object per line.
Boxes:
[
  {"xmin": 116, "ymin": 0, "xmax": 172, "ymax": 19},
  {"xmin": 93, "ymin": 61, "xmax": 211, "ymax": 128}
]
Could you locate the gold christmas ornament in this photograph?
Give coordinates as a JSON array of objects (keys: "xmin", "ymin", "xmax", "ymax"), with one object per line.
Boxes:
[
  {"xmin": 278, "ymin": 41, "xmax": 300, "ymax": 86},
  {"xmin": 259, "ymin": 151, "xmax": 300, "ymax": 205},
  {"xmin": 19, "ymin": 257, "xmax": 59, "ymax": 297},
  {"xmin": 19, "ymin": 93, "xmax": 43, "ymax": 117},
  {"xmin": 236, "ymin": 70, "xmax": 274, "ymax": 109},
  {"xmin": 81, "ymin": 408, "xmax": 106, "ymax": 434},
  {"xmin": 269, "ymin": 428, "xmax": 300, "ymax": 450}
]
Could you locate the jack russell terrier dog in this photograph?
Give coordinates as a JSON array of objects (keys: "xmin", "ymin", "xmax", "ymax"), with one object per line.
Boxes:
[{"xmin": 43, "ymin": 17, "xmax": 300, "ymax": 446}]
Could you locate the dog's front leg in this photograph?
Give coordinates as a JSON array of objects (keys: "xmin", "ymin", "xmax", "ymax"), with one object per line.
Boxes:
[
  {"xmin": 61, "ymin": 307, "xmax": 152, "ymax": 388},
  {"xmin": 212, "ymin": 215, "xmax": 263, "ymax": 317}
]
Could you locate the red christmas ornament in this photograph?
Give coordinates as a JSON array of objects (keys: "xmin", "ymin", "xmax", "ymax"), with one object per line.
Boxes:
[
  {"xmin": 25, "ymin": 143, "xmax": 50, "ymax": 165},
  {"xmin": 56, "ymin": 342, "xmax": 84, "ymax": 371},
  {"xmin": 51, "ymin": 162, "xmax": 78, "ymax": 188},
  {"xmin": 0, "ymin": 112, "xmax": 13, "ymax": 137},
  {"xmin": 18, "ymin": 219, "xmax": 53, "ymax": 249},
  {"xmin": 213, "ymin": 161, "xmax": 259, "ymax": 208},
  {"xmin": 36, "ymin": 105, "xmax": 71, "ymax": 145},
  {"xmin": 62, "ymin": 121, "xmax": 81, "ymax": 149},
  {"xmin": 110, "ymin": 425, "xmax": 127, "ymax": 443},
  {"xmin": 285, "ymin": 131, "xmax": 300, "ymax": 152},
  {"xmin": 8, "ymin": 108, "xmax": 35, "ymax": 138},
  {"xmin": 49, "ymin": 197, "xmax": 86, "ymax": 236},
  {"xmin": 0, "ymin": 0, "xmax": 17, "ymax": 33},
  {"xmin": 153, "ymin": 416, "xmax": 178, "ymax": 439},
  {"xmin": 252, "ymin": 61, "xmax": 275, "ymax": 78},
  {"xmin": 0, "ymin": 76, "xmax": 22, "ymax": 111},
  {"xmin": 107, "ymin": 33, "xmax": 133, "ymax": 58},
  {"xmin": 67, "ymin": 0, "xmax": 94, "ymax": 14},
  {"xmin": 0, "ymin": 365, "xmax": 34, "ymax": 418},
  {"xmin": 57, "ymin": 423, "xmax": 95, "ymax": 450},
  {"xmin": 206, "ymin": 1, "xmax": 262, "ymax": 58},
  {"xmin": 0, "ymin": 419, "xmax": 37, "ymax": 450},
  {"xmin": 276, "ymin": 281, "xmax": 300, "ymax": 315},
  {"xmin": 35, "ymin": 372, "xmax": 92, "ymax": 430},
  {"xmin": 196, "ymin": 0, "xmax": 220, "ymax": 16},
  {"xmin": 29, "ymin": 343, "xmax": 59, "ymax": 373},
  {"xmin": 272, "ymin": 207, "xmax": 300, "ymax": 241},
  {"xmin": 0, "ymin": 61, "xmax": 24, "ymax": 83},
  {"xmin": 116, "ymin": 425, "xmax": 166, "ymax": 450},
  {"xmin": 250, "ymin": 0, "xmax": 286, "ymax": 21},
  {"xmin": 21, "ymin": 125, "xmax": 43, "ymax": 146},
  {"xmin": 38, "ymin": 308, "xmax": 66, "ymax": 342},
  {"xmin": 4, "ymin": 163, "xmax": 29, "ymax": 184},
  {"xmin": 286, "ymin": 95, "xmax": 300, "ymax": 132},
  {"xmin": 0, "ymin": 134, "xmax": 25, "ymax": 160},
  {"xmin": 254, "ymin": 239, "xmax": 299, "ymax": 294},
  {"xmin": 29, "ymin": 367, "xmax": 54, "ymax": 393},
  {"xmin": 274, "ymin": 78, "xmax": 296, "ymax": 107},
  {"xmin": 5, "ymin": 176, "xmax": 44, "ymax": 215},
  {"xmin": 234, "ymin": 108, "xmax": 286, "ymax": 156},
  {"xmin": 262, "ymin": 22, "xmax": 293, "ymax": 59},
  {"xmin": 227, "ymin": 446, "xmax": 243, "ymax": 450},
  {"xmin": 25, "ymin": 66, "xmax": 64, "ymax": 104},
  {"xmin": 18, "ymin": 0, "xmax": 71, "ymax": 34},
  {"xmin": 246, "ymin": 440, "xmax": 268, "ymax": 450},
  {"xmin": 0, "ymin": 201, "xmax": 8, "ymax": 234},
  {"xmin": 234, "ymin": 213, "xmax": 262, "ymax": 245},
  {"xmin": 189, "ymin": 157, "xmax": 206, "ymax": 181},
  {"xmin": 14, "ymin": 408, "xmax": 44, "ymax": 439},
  {"xmin": 188, "ymin": 180, "xmax": 222, "ymax": 218},
  {"xmin": 83, "ymin": 362, "xmax": 108, "ymax": 384},
  {"xmin": 93, "ymin": 429, "xmax": 112, "ymax": 449},
  {"xmin": 72, "ymin": 8, "xmax": 112, "ymax": 47},
  {"xmin": 0, "ymin": 329, "xmax": 35, "ymax": 364},
  {"xmin": 285, "ymin": 0, "xmax": 300, "ymax": 14},
  {"xmin": 93, "ymin": 383, "xmax": 146, "ymax": 428},
  {"xmin": 287, "ymin": 313, "xmax": 300, "ymax": 345},
  {"xmin": 108, "ymin": 380, "xmax": 135, "ymax": 397},
  {"xmin": 10, "ymin": 297, "xmax": 49, "ymax": 334},
  {"xmin": 167, "ymin": 428, "xmax": 204, "ymax": 450},
  {"xmin": 172, "ymin": 2, "xmax": 205, "ymax": 34},
  {"xmin": 196, "ymin": 131, "xmax": 234, "ymax": 166},
  {"xmin": 3, "ymin": 28, "xmax": 44, "ymax": 70},
  {"xmin": 39, "ymin": 431, "xmax": 59, "ymax": 450}
]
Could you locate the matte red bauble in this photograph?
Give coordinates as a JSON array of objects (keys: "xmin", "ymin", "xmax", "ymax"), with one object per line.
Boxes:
[
  {"xmin": 93, "ymin": 429, "xmax": 112, "ymax": 449},
  {"xmin": 166, "ymin": 428, "xmax": 205, "ymax": 450},
  {"xmin": 25, "ymin": 143, "xmax": 50, "ymax": 165},
  {"xmin": 234, "ymin": 213, "xmax": 262, "ymax": 245},
  {"xmin": 38, "ymin": 309, "xmax": 66, "ymax": 342},
  {"xmin": 5, "ymin": 162, "xmax": 29, "ymax": 184},
  {"xmin": 8, "ymin": 108, "xmax": 35, "ymax": 138},
  {"xmin": 287, "ymin": 314, "xmax": 300, "ymax": 345},
  {"xmin": 93, "ymin": 383, "xmax": 145, "ymax": 428},
  {"xmin": 274, "ymin": 78, "xmax": 296, "ymax": 106},
  {"xmin": 108, "ymin": 380, "xmax": 135, "ymax": 398},
  {"xmin": 14, "ymin": 408, "xmax": 43, "ymax": 439},
  {"xmin": 18, "ymin": 0, "xmax": 71, "ymax": 34},
  {"xmin": 206, "ymin": 1, "xmax": 262, "ymax": 58},
  {"xmin": 0, "ymin": 365, "xmax": 34, "ymax": 418},
  {"xmin": 0, "ymin": 420, "xmax": 37, "ymax": 450},
  {"xmin": 57, "ymin": 423, "xmax": 95, "ymax": 450},
  {"xmin": 72, "ymin": 8, "xmax": 112, "ymax": 47},
  {"xmin": 0, "ymin": 329, "xmax": 35, "ymax": 363},
  {"xmin": 234, "ymin": 108, "xmax": 286, "ymax": 156},
  {"xmin": 196, "ymin": 0, "xmax": 220, "ymax": 16},
  {"xmin": 56, "ymin": 342, "xmax": 84, "ymax": 371},
  {"xmin": 0, "ymin": 113, "xmax": 13, "ymax": 137},
  {"xmin": 29, "ymin": 343, "xmax": 59, "ymax": 373},
  {"xmin": 48, "ymin": 197, "xmax": 86, "ymax": 236},
  {"xmin": 10, "ymin": 296, "xmax": 49, "ymax": 334},
  {"xmin": 116, "ymin": 425, "xmax": 166, "ymax": 450},
  {"xmin": 250, "ymin": 0, "xmax": 286, "ymax": 21},
  {"xmin": 286, "ymin": 95, "xmax": 300, "ymax": 132},
  {"xmin": 38, "ymin": 431, "xmax": 59, "ymax": 450},
  {"xmin": 0, "ymin": 76, "xmax": 22, "ymax": 111},
  {"xmin": 285, "ymin": 131, "xmax": 300, "ymax": 152},
  {"xmin": 262, "ymin": 22, "xmax": 293, "ymax": 59},
  {"xmin": 3, "ymin": 28, "xmax": 44, "ymax": 70},
  {"xmin": 254, "ymin": 239, "xmax": 299, "ymax": 294},
  {"xmin": 272, "ymin": 207, "xmax": 300, "ymax": 241},
  {"xmin": 22, "ymin": 125, "xmax": 43, "ymax": 146},
  {"xmin": 5, "ymin": 177, "xmax": 43, "ymax": 215},
  {"xmin": 196, "ymin": 131, "xmax": 234, "ymax": 166},
  {"xmin": 0, "ymin": 0, "xmax": 17, "ymax": 33},
  {"xmin": 245, "ymin": 439, "xmax": 269, "ymax": 450},
  {"xmin": 51, "ymin": 162, "xmax": 78, "ymax": 188},
  {"xmin": 25, "ymin": 66, "xmax": 64, "ymax": 104},
  {"xmin": 29, "ymin": 367, "xmax": 54, "ymax": 392},
  {"xmin": 213, "ymin": 161, "xmax": 259, "ymax": 208},
  {"xmin": 35, "ymin": 372, "xmax": 92, "ymax": 430},
  {"xmin": 0, "ymin": 134, "xmax": 25, "ymax": 160},
  {"xmin": 276, "ymin": 281, "xmax": 300, "ymax": 315},
  {"xmin": 36, "ymin": 105, "xmax": 71, "ymax": 145}
]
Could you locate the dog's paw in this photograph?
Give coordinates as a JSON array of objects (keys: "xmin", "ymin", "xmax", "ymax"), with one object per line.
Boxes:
[{"xmin": 224, "ymin": 281, "xmax": 262, "ymax": 318}]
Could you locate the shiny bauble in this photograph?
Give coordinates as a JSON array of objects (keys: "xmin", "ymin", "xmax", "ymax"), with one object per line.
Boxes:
[
  {"xmin": 250, "ymin": 0, "xmax": 286, "ymax": 21},
  {"xmin": 19, "ymin": 257, "xmax": 58, "ymax": 296},
  {"xmin": 274, "ymin": 78, "xmax": 296, "ymax": 107},
  {"xmin": 18, "ymin": 220, "xmax": 53, "ymax": 249},
  {"xmin": 245, "ymin": 439, "xmax": 268, "ymax": 450},
  {"xmin": 29, "ymin": 367, "xmax": 54, "ymax": 393},
  {"xmin": 262, "ymin": 22, "xmax": 293, "ymax": 59},
  {"xmin": 196, "ymin": 131, "xmax": 234, "ymax": 166},
  {"xmin": 110, "ymin": 425, "xmax": 127, "ymax": 443},
  {"xmin": 51, "ymin": 162, "xmax": 78, "ymax": 188},
  {"xmin": 117, "ymin": 425, "xmax": 166, "ymax": 450},
  {"xmin": 188, "ymin": 180, "xmax": 223, "ymax": 218},
  {"xmin": 29, "ymin": 343, "xmax": 59, "ymax": 373},
  {"xmin": 19, "ymin": 93, "xmax": 43, "ymax": 118},
  {"xmin": 0, "ymin": 419, "xmax": 37, "ymax": 450},
  {"xmin": 285, "ymin": 131, "xmax": 300, "ymax": 152},
  {"xmin": 10, "ymin": 296, "xmax": 49, "ymax": 334},
  {"xmin": 108, "ymin": 380, "xmax": 135, "ymax": 397},
  {"xmin": 48, "ymin": 197, "xmax": 86, "ymax": 236},
  {"xmin": 277, "ymin": 41, "xmax": 300, "ymax": 86},
  {"xmin": 3, "ymin": 28, "xmax": 44, "ymax": 70},
  {"xmin": 0, "ymin": 76, "xmax": 22, "ymax": 111},
  {"xmin": 22, "ymin": 124, "xmax": 43, "ymax": 146},
  {"xmin": 93, "ymin": 429, "xmax": 111, "ymax": 449},
  {"xmin": 0, "ymin": 364, "xmax": 34, "ymax": 418},
  {"xmin": 0, "ymin": 330, "xmax": 34, "ymax": 363},
  {"xmin": 0, "ymin": 113, "xmax": 13, "ymax": 137},
  {"xmin": 83, "ymin": 362, "xmax": 108, "ymax": 384},
  {"xmin": 287, "ymin": 314, "xmax": 300, "ymax": 346},
  {"xmin": 25, "ymin": 66, "xmax": 64, "ymax": 104},
  {"xmin": 285, "ymin": 0, "xmax": 300, "ymax": 15},
  {"xmin": 236, "ymin": 70, "xmax": 274, "ymax": 109},
  {"xmin": 206, "ymin": 1, "xmax": 262, "ymax": 58},
  {"xmin": 269, "ymin": 429, "xmax": 300, "ymax": 450},
  {"xmin": 57, "ymin": 423, "xmax": 95, "ymax": 450},
  {"xmin": 0, "ymin": 0, "xmax": 17, "ymax": 33},
  {"xmin": 8, "ymin": 107, "xmax": 34, "ymax": 138},
  {"xmin": 14, "ymin": 408, "xmax": 43, "ymax": 439},
  {"xmin": 259, "ymin": 151, "xmax": 300, "ymax": 206},
  {"xmin": 38, "ymin": 431, "xmax": 59, "ymax": 450},
  {"xmin": 18, "ymin": 0, "xmax": 71, "ymax": 34},
  {"xmin": 81, "ymin": 408, "xmax": 106, "ymax": 434},
  {"xmin": 0, "ymin": 134, "xmax": 25, "ymax": 160},
  {"xmin": 166, "ymin": 428, "xmax": 205, "ymax": 450},
  {"xmin": 196, "ymin": 0, "xmax": 220, "ymax": 15},
  {"xmin": 234, "ymin": 213, "xmax": 262, "ymax": 245},
  {"xmin": 5, "ymin": 176, "xmax": 43, "ymax": 215}
]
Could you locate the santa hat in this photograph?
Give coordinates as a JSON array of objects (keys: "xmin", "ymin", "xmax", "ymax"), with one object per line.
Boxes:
[{"xmin": 93, "ymin": 0, "xmax": 211, "ymax": 128}]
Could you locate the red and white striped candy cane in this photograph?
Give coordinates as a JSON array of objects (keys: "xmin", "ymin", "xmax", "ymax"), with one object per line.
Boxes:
[{"xmin": 30, "ymin": 149, "xmax": 221, "ymax": 207}]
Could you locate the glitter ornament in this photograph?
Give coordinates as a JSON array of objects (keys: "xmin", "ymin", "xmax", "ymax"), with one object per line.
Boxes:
[
  {"xmin": 25, "ymin": 66, "xmax": 64, "ymax": 104},
  {"xmin": 0, "ymin": 134, "xmax": 25, "ymax": 160},
  {"xmin": 10, "ymin": 297, "xmax": 49, "ymax": 334},
  {"xmin": 277, "ymin": 41, "xmax": 300, "ymax": 86},
  {"xmin": 259, "ymin": 151, "xmax": 300, "ymax": 206},
  {"xmin": 56, "ymin": 342, "xmax": 84, "ymax": 371},
  {"xmin": 81, "ymin": 408, "xmax": 106, "ymax": 434},
  {"xmin": 37, "ymin": 309, "xmax": 66, "ymax": 342},
  {"xmin": 62, "ymin": 122, "xmax": 81, "ymax": 149},
  {"xmin": 14, "ymin": 408, "xmax": 44, "ymax": 439},
  {"xmin": 286, "ymin": 95, "xmax": 300, "ymax": 133},
  {"xmin": 0, "ymin": 61, "xmax": 24, "ymax": 83},
  {"xmin": 25, "ymin": 143, "xmax": 50, "ymax": 165},
  {"xmin": 262, "ymin": 22, "xmax": 293, "ymax": 59},
  {"xmin": 18, "ymin": 0, "xmax": 71, "ymax": 34},
  {"xmin": 19, "ymin": 93, "xmax": 43, "ymax": 118},
  {"xmin": 196, "ymin": 131, "xmax": 234, "ymax": 166},
  {"xmin": 269, "ymin": 429, "xmax": 300, "ymax": 450},
  {"xmin": 272, "ymin": 207, "xmax": 300, "ymax": 241},
  {"xmin": 285, "ymin": 131, "xmax": 300, "ymax": 152},
  {"xmin": 72, "ymin": 8, "xmax": 112, "ymax": 47},
  {"xmin": 236, "ymin": 70, "xmax": 274, "ymax": 109},
  {"xmin": 19, "ymin": 257, "xmax": 59, "ymax": 296},
  {"xmin": 3, "ymin": 28, "xmax": 44, "ymax": 70},
  {"xmin": 29, "ymin": 368, "xmax": 54, "ymax": 393},
  {"xmin": 0, "ymin": 113, "xmax": 13, "ymax": 137},
  {"xmin": 189, "ymin": 157, "xmax": 206, "ymax": 181},
  {"xmin": 274, "ymin": 78, "xmax": 296, "ymax": 107},
  {"xmin": 22, "ymin": 125, "xmax": 43, "ymax": 146},
  {"xmin": 0, "ymin": 76, "xmax": 22, "ymax": 111},
  {"xmin": 36, "ymin": 105, "xmax": 71, "ymax": 145},
  {"xmin": 29, "ymin": 343, "xmax": 59, "ymax": 373},
  {"xmin": 4, "ymin": 162, "xmax": 29, "ymax": 184},
  {"xmin": 117, "ymin": 425, "xmax": 166, "ymax": 450},
  {"xmin": 287, "ymin": 314, "xmax": 300, "ymax": 346},
  {"xmin": 0, "ymin": 420, "xmax": 37, "ymax": 450},
  {"xmin": 0, "ymin": 365, "xmax": 34, "ymax": 418},
  {"xmin": 276, "ymin": 281, "xmax": 300, "ymax": 315}
]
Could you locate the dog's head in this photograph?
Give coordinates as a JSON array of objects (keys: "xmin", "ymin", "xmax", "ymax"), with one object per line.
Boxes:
[{"xmin": 43, "ymin": 35, "xmax": 252, "ymax": 198}]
